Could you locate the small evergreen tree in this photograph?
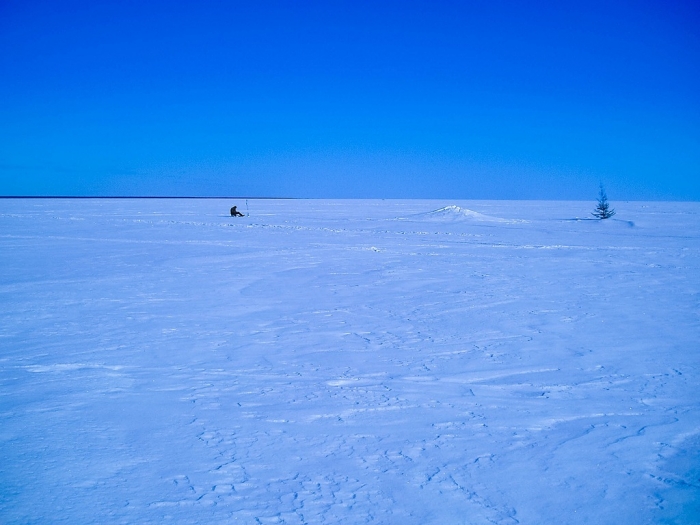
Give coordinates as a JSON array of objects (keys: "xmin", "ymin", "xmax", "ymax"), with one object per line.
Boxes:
[{"xmin": 592, "ymin": 184, "xmax": 616, "ymax": 219}]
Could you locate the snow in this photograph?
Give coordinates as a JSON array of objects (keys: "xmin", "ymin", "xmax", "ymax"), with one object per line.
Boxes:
[
  {"xmin": 416, "ymin": 205, "xmax": 524, "ymax": 223},
  {"xmin": 1, "ymin": 198, "xmax": 699, "ymax": 524}
]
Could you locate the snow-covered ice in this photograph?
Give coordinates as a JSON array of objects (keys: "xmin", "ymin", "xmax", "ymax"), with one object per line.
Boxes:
[{"xmin": 1, "ymin": 198, "xmax": 698, "ymax": 524}]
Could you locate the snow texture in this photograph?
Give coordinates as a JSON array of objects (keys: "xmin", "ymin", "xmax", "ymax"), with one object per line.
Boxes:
[{"xmin": 1, "ymin": 198, "xmax": 699, "ymax": 524}]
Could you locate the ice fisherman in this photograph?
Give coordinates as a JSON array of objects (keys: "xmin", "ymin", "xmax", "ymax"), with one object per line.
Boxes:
[{"xmin": 230, "ymin": 206, "xmax": 244, "ymax": 217}]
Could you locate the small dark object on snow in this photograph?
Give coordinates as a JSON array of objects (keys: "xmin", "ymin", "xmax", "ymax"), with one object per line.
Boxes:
[
  {"xmin": 230, "ymin": 206, "xmax": 244, "ymax": 217},
  {"xmin": 592, "ymin": 184, "xmax": 616, "ymax": 219}
]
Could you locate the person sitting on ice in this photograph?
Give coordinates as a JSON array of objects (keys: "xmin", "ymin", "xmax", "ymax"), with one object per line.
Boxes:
[{"xmin": 230, "ymin": 206, "xmax": 244, "ymax": 217}]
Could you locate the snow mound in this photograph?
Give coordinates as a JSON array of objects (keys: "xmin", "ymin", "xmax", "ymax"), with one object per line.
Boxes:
[{"xmin": 422, "ymin": 205, "xmax": 522, "ymax": 223}]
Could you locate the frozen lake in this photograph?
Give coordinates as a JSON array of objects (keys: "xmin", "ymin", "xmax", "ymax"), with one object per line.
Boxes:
[{"xmin": 1, "ymin": 198, "xmax": 699, "ymax": 524}]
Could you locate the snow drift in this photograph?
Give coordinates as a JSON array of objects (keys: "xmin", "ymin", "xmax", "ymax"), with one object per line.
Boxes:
[{"xmin": 416, "ymin": 205, "xmax": 525, "ymax": 223}]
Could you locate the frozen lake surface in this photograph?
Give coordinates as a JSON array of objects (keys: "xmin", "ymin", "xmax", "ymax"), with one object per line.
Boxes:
[{"xmin": 1, "ymin": 198, "xmax": 699, "ymax": 524}]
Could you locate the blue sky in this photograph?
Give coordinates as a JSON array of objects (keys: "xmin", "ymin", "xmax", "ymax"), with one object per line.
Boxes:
[{"xmin": 1, "ymin": 0, "xmax": 698, "ymax": 199}]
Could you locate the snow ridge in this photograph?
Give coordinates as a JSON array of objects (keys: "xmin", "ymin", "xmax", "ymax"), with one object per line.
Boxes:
[{"xmin": 421, "ymin": 205, "xmax": 525, "ymax": 223}]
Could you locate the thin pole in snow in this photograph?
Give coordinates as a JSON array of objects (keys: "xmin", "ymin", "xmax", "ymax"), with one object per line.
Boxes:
[{"xmin": 246, "ymin": 199, "xmax": 249, "ymax": 217}]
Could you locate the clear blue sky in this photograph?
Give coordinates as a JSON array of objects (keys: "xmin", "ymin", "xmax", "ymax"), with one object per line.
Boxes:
[{"xmin": 1, "ymin": 0, "xmax": 698, "ymax": 199}]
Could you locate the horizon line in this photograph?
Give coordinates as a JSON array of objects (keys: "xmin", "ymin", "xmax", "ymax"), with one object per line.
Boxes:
[
  {"xmin": 0, "ymin": 196, "xmax": 698, "ymax": 202},
  {"xmin": 0, "ymin": 195, "xmax": 294, "ymax": 200}
]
